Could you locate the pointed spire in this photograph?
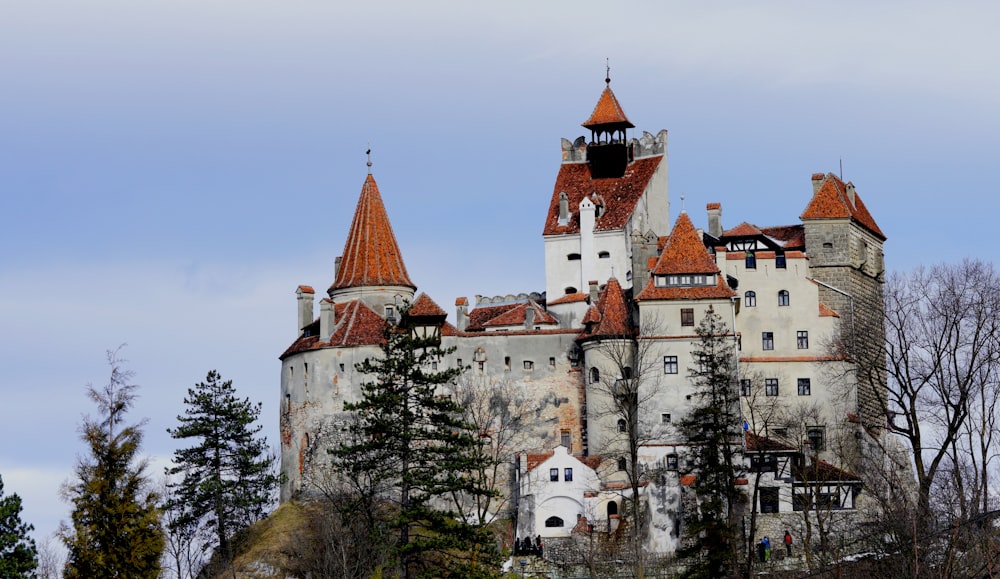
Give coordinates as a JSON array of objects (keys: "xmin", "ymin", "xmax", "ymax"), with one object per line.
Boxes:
[
  {"xmin": 329, "ymin": 173, "xmax": 415, "ymax": 294},
  {"xmin": 582, "ymin": 72, "xmax": 634, "ymax": 131},
  {"xmin": 651, "ymin": 212, "xmax": 719, "ymax": 276},
  {"xmin": 592, "ymin": 277, "xmax": 632, "ymax": 338}
]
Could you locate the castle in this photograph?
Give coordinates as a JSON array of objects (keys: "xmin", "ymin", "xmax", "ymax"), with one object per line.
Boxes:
[{"xmin": 278, "ymin": 76, "xmax": 886, "ymax": 556}]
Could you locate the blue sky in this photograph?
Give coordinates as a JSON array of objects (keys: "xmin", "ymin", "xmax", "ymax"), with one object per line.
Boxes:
[{"xmin": 2, "ymin": 0, "xmax": 999, "ymax": 546}]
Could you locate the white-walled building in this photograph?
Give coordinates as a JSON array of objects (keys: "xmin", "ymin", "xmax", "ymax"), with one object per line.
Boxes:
[{"xmin": 278, "ymin": 76, "xmax": 887, "ymax": 556}]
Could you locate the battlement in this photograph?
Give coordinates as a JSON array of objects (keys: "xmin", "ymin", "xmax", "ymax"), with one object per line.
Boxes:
[
  {"xmin": 560, "ymin": 130, "xmax": 667, "ymax": 164},
  {"xmin": 474, "ymin": 292, "xmax": 545, "ymax": 306}
]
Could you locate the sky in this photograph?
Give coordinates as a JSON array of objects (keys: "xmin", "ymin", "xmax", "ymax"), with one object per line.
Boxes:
[{"xmin": 2, "ymin": 0, "xmax": 999, "ymax": 548}]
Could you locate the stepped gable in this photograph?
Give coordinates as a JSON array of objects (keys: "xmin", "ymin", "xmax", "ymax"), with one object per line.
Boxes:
[
  {"xmin": 582, "ymin": 84, "xmax": 634, "ymax": 130},
  {"xmin": 280, "ymin": 300, "xmax": 386, "ymax": 358},
  {"xmin": 637, "ymin": 212, "xmax": 736, "ymax": 301},
  {"xmin": 329, "ymin": 174, "xmax": 415, "ymax": 293},
  {"xmin": 543, "ymin": 156, "xmax": 662, "ymax": 235},
  {"xmin": 482, "ymin": 301, "xmax": 558, "ymax": 328},
  {"xmin": 801, "ymin": 173, "xmax": 885, "ymax": 240}
]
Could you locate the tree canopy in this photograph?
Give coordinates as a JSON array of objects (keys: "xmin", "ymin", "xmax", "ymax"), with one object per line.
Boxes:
[{"xmin": 0, "ymin": 473, "xmax": 38, "ymax": 579}]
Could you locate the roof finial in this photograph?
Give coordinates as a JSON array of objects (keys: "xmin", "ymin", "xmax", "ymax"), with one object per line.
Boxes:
[
  {"xmin": 605, "ymin": 58, "xmax": 611, "ymax": 86},
  {"xmin": 680, "ymin": 193, "xmax": 687, "ymax": 213},
  {"xmin": 366, "ymin": 142, "xmax": 372, "ymax": 175}
]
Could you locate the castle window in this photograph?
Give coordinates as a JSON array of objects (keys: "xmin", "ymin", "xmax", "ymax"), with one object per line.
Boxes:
[
  {"xmin": 618, "ymin": 457, "xmax": 627, "ymax": 471},
  {"xmin": 598, "ymin": 251, "xmax": 610, "ymax": 259},
  {"xmin": 550, "ymin": 468, "xmax": 559, "ymax": 482},
  {"xmin": 823, "ymin": 242, "xmax": 833, "ymax": 249},
  {"xmin": 762, "ymin": 332, "xmax": 774, "ymax": 351},
  {"xmin": 339, "ymin": 363, "xmax": 345, "ymax": 372},
  {"xmin": 765, "ymin": 378, "xmax": 779, "ymax": 396},
  {"xmin": 666, "ymin": 454, "xmax": 678, "ymax": 471},
  {"xmin": 564, "ymin": 468, "xmax": 573, "ymax": 482},
  {"xmin": 681, "ymin": 308, "xmax": 695, "ymax": 327},
  {"xmin": 655, "ymin": 276, "xmax": 667, "ymax": 287},
  {"xmin": 567, "ymin": 253, "xmax": 581, "ymax": 261},
  {"xmin": 776, "ymin": 253, "xmax": 787, "ymax": 268},
  {"xmin": 561, "ymin": 430, "xmax": 571, "ymax": 450},
  {"xmin": 431, "ymin": 361, "xmax": 437, "ymax": 370},
  {"xmin": 523, "ymin": 360, "xmax": 534, "ymax": 371},
  {"xmin": 545, "ymin": 516, "xmax": 564, "ymax": 527},
  {"xmin": 456, "ymin": 358, "xmax": 463, "ymax": 368},
  {"xmin": 740, "ymin": 379, "xmax": 752, "ymax": 396},
  {"xmin": 778, "ymin": 290, "xmax": 790, "ymax": 306},
  {"xmin": 797, "ymin": 331, "xmax": 809, "ymax": 349},
  {"xmin": 385, "ymin": 305, "xmax": 396, "ymax": 322},
  {"xmin": 808, "ymin": 427, "xmax": 826, "ymax": 451},
  {"xmin": 622, "ymin": 366, "xmax": 633, "ymax": 379},
  {"xmin": 565, "ymin": 286, "xmax": 577, "ymax": 295},
  {"xmin": 549, "ymin": 357, "xmax": 556, "ymax": 368},
  {"xmin": 661, "ymin": 413, "xmax": 671, "ymax": 424},
  {"xmin": 663, "ymin": 356, "xmax": 678, "ymax": 374},
  {"xmin": 590, "ymin": 367, "xmax": 600, "ymax": 383},
  {"xmin": 745, "ymin": 251, "xmax": 756, "ymax": 269},
  {"xmin": 505, "ymin": 356, "xmax": 511, "ymax": 371},
  {"xmin": 618, "ymin": 419, "xmax": 627, "ymax": 433},
  {"xmin": 745, "ymin": 291, "xmax": 756, "ymax": 307},
  {"xmin": 668, "ymin": 275, "xmax": 679, "ymax": 285},
  {"xmin": 798, "ymin": 378, "xmax": 812, "ymax": 396},
  {"xmin": 760, "ymin": 488, "xmax": 780, "ymax": 513}
]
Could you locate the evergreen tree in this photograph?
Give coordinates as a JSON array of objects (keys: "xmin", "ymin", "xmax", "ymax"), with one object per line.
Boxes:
[
  {"xmin": 677, "ymin": 307, "xmax": 743, "ymax": 579},
  {"xmin": 165, "ymin": 370, "xmax": 280, "ymax": 570},
  {"xmin": 60, "ymin": 347, "xmax": 163, "ymax": 578},
  {"xmin": 331, "ymin": 305, "xmax": 499, "ymax": 579},
  {"xmin": 0, "ymin": 473, "xmax": 38, "ymax": 578}
]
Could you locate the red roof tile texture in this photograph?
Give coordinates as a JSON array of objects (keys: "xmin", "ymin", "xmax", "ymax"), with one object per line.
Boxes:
[
  {"xmin": 746, "ymin": 432, "xmax": 796, "ymax": 452},
  {"xmin": 543, "ymin": 156, "xmax": 662, "ymax": 236},
  {"xmin": 801, "ymin": 173, "xmax": 885, "ymax": 240},
  {"xmin": 582, "ymin": 86, "xmax": 634, "ymax": 130},
  {"xmin": 637, "ymin": 213, "xmax": 735, "ymax": 301},
  {"xmin": 465, "ymin": 303, "xmax": 520, "ymax": 332},
  {"xmin": 329, "ymin": 174, "xmax": 415, "ymax": 293},
  {"xmin": 408, "ymin": 293, "xmax": 447, "ymax": 317},
  {"xmin": 280, "ymin": 300, "xmax": 387, "ymax": 358},
  {"xmin": 547, "ymin": 292, "xmax": 589, "ymax": 306},
  {"xmin": 482, "ymin": 302, "xmax": 558, "ymax": 328},
  {"xmin": 589, "ymin": 277, "xmax": 632, "ymax": 338}
]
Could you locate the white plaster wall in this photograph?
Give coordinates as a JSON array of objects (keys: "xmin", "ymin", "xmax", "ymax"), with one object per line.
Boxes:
[
  {"xmin": 544, "ymin": 234, "xmax": 583, "ymax": 299},
  {"xmin": 519, "ymin": 446, "xmax": 600, "ymax": 538}
]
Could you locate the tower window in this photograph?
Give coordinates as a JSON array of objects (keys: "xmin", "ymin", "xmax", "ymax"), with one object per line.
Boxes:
[
  {"xmin": 745, "ymin": 291, "xmax": 756, "ymax": 307},
  {"xmin": 590, "ymin": 367, "xmax": 600, "ymax": 383},
  {"xmin": 564, "ymin": 287, "xmax": 577, "ymax": 295},
  {"xmin": 618, "ymin": 419, "xmax": 627, "ymax": 433},
  {"xmin": 549, "ymin": 356, "xmax": 556, "ymax": 368},
  {"xmin": 667, "ymin": 454, "xmax": 678, "ymax": 471},
  {"xmin": 797, "ymin": 331, "xmax": 809, "ymax": 349},
  {"xmin": 523, "ymin": 360, "xmax": 534, "ymax": 371},
  {"xmin": 661, "ymin": 413, "xmax": 671, "ymax": 424},
  {"xmin": 567, "ymin": 253, "xmax": 581, "ymax": 261},
  {"xmin": 778, "ymin": 290, "xmax": 790, "ymax": 306}
]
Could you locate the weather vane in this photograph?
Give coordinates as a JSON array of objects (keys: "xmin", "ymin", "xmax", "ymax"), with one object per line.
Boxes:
[
  {"xmin": 605, "ymin": 58, "xmax": 611, "ymax": 86},
  {"xmin": 366, "ymin": 142, "xmax": 372, "ymax": 174}
]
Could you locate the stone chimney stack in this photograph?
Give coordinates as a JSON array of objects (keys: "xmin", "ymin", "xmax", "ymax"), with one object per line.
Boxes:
[
  {"xmin": 296, "ymin": 285, "xmax": 315, "ymax": 333},
  {"xmin": 525, "ymin": 305, "xmax": 536, "ymax": 329},
  {"xmin": 811, "ymin": 173, "xmax": 825, "ymax": 194},
  {"xmin": 558, "ymin": 191, "xmax": 569, "ymax": 225},
  {"xmin": 589, "ymin": 280, "xmax": 600, "ymax": 303},
  {"xmin": 333, "ymin": 257, "xmax": 342, "ymax": 284},
  {"xmin": 455, "ymin": 297, "xmax": 469, "ymax": 331},
  {"xmin": 319, "ymin": 298, "xmax": 336, "ymax": 340},
  {"xmin": 706, "ymin": 203, "xmax": 722, "ymax": 238},
  {"xmin": 846, "ymin": 182, "xmax": 856, "ymax": 207}
]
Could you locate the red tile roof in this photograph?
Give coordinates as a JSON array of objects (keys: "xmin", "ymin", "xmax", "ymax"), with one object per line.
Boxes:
[
  {"xmin": 794, "ymin": 460, "xmax": 859, "ymax": 483},
  {"xmin": 297, "ymin": 285, "xmax": 315, "ymax": 294},
  {"xmin": 408, "ymin": 292, "xmax": 447, "ymax": 317},
  {"xmin": 650, "ymin": 212, "xmax": 720, "ymax": 276},
  {"xmin": 547, "ymin": 292, "xmax": 589, "ymax": 306},
  {"xmin": 543, "ymin": 156, "xmax": 662, "ymax": 236},
  {"xmin": 582, "ymin": 304, "xmax": 601, "ymax": 325},
  {"xmin": 819, "ymin": 303, "xmax": 840, "ymax": 317},
  {"xmin": 589, "ymin": 277, "xmax": 632, "ymax": 338},
  {"xmin": 746, "ymin": 432, "xmax": 796, "ymax": 452},
  {"xmin": 760, "ymin": 225, "xmax": 805, "ymax": 249},
  {"xmin": 724, "ymin": 222, "xmax": 763, "ymax": 237},
  {"xmin": 482, "ymin": 301, "xmax": 558, "ymax": 328},
  {"xmin": 801, "ymin": 173, "xmax": 885, "ymax": 240},
  {"xmin": 582, "ymin": 85, "xmax": 634, "ymax": 130},
  {"xmin": 280, "ymin": 300, "xmax": 387, "ymax": 358},
  {"xmin": 329, "ymin": 174, "xmax": 415, "ymax": 293},
  {"xmin": 465, "ymin": 303, "xmax": 520, "ymax": 332},
  {"xmin": 524, "ymin": 451, "xmax": 555, "ymax": 472}
]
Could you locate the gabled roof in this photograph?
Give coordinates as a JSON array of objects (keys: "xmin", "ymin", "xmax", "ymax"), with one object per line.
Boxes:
[
  {"xmin": 651, "ymin": 212, "xmax": 721, "ymax": 276},
  {"xmin": 801, "ymin": 173, "xmax": 885, "ymax": 240},
  {"xmin": 724, "ymin": 222, "xmax": 763, "ymax": 237},
  {"xmin": 408, "ymin": 293, "xmax": 447, "ymax": 317},
  {"xmin": 280, "ymin": 300, "xmax": 386, "ymax": 358},
  {"xmin": 543, "ymin": 156, "xmax": 662, "ymax": 236},
  {"xmin": 329, "ymin": 174, "xmax": 415, "ymax": 293},
  {"xmin": 465, "ymin": 303, "xmax": 520, "ymax": 332},
  {"xmin": 482, "ymin": 301, "xmax": 558, "ymax": 328},
  {"xmin": 582, "ymin": 84, "xmax": 634, "ymax": 131},
  {"xmin": 760, "ymin": 225, "xmax": 806, "ymax": 250},
  {"xmin": 547, "ymin": 292, "xmax": 589, "ymax": 306}
]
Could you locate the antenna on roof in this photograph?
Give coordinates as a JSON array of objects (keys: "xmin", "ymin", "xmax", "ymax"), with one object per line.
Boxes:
[
  {"xmin": 605, "ymin": 58, "xmax": 611, "ymax": 86},
  {"xmin": 366, "ymin": 143, "xmax": 373, "ymax": 175},
  {"xmin": 839, "ymin": 157, "xmax": 843, "ymax": 182}
]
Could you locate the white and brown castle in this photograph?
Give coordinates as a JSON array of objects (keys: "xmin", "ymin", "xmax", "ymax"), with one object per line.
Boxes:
[{"xmin": 278, "ymin": 76, "xmax": 887, "ymax": 554}]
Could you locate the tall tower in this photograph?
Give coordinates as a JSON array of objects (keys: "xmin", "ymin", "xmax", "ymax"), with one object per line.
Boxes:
[{"xmin": 542, "ymin": 76, "xmax": 669, "ymax": 307}]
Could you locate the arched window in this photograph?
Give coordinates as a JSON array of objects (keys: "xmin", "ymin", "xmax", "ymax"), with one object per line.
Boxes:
[
  {"xmin": 545, "ymin": 516, "xmax": 564, "ymax": 528},
  {"xmin": 778, "ymin": 290, "xmax": 790, "ymax": 306},
  {"xmin": 565, "ymin": 287, "xmax": 577, "ymax": 295},
  {"xmin": 567, "ymin": 253, "xmax": 581, "ymax": 261},
  {"xmin": 622, "ymin": 366, "xmax": 633, "ymax": 379},
  {"xmin": 590, "ymin": 367, "xmax": 600, "ymax": 383},
  {"xmin": 617, "ymin": 457, "xmax": 627, "ymax": 471},
  {"xmin": 745, "ymin": 291, "xmax": 756, "ymax": 307},
  {"xmin": 607, "ymin": 501, "xmax": 619, "ymax": 517},
  {"xmin": 617, "ymin": 419, "xmax": 627, "ymax": 433}
]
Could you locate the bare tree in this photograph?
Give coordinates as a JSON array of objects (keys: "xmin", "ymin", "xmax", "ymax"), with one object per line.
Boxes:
[
  {"xmin": 159, "ymin": 475, "xmax": 206, "ymax": 579},
  {"xmin": 35, "ymin": 536, "xmax": 63, "ymax": 579}
]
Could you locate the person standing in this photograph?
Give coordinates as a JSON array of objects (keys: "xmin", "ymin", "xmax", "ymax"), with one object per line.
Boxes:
[
  {"xmin": 763, "ymin": 536, "xmax": 771, "ymax": 562},
  {"xmin": 784, "ymin": 530, "xmax": 793, "ymax": 556}
]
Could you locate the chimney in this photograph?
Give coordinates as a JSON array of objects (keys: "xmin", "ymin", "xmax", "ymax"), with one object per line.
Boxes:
[
  {"xmin": 320, "ymin": 299, "xmax": 336, "ymax": 340},
  {"xmin": 846, "ymin": 182, "xmax": 856, "ymax": 207},
  {"xmin": 589, "ymin": 280, "xmax": 600, "ymax": 303},
  {"xmin": 333, "ymin": 257, "xmax": 342, "ymax": 284},
  {"xmin": 525, "ymin": 305, "xmax": 536, "ymax": 329},
  {"xmin": 706, "ymin": 203, "xmax": 722, "ymax": 238},
  {"xmin": 811, "ymin": 173, "xmax": 825, "ymax": 194},
  {"xmin": 455, "ymin": 297, "xmax": 469, "ymax": 331},
  {"xmin": 558, "ymin": 191, "xmax": 569, "ymax": 225},
  {"xmin": 296, "ymin": 285, "xmax": 315, "ymax": 333}
]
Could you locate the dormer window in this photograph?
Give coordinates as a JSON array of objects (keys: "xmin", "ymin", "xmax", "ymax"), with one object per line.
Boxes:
[{"xmin": 385, "ymin": 305, "xmax": 396, "ymax": 323}]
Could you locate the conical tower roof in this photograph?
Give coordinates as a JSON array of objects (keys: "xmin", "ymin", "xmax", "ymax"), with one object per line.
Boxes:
[
  {"xmin": 329, "ymin": 174, "xmax": 415, "ymax": 293},
  {"xmin": 582, "ymin": 82, "xmax": 634, "ymax": 131}
]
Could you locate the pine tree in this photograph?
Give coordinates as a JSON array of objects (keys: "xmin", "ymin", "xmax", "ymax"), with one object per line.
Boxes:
[
  {"xmin": 331, "ymin": 305, "xmax": 499, "ymax": 579},
  {"xmin": 165, "ymin": 370, "xmax": 280, "ymax": 570},
  {"xmin": 0, "ymin": 473, "xmax": 38, "ymax": 578},
  {"xmin": 60, "ymin": 347, "xmax": 163, "ymax": 578},
  {"xmin": 677, "ymin": 307, "xmax": 743, "ymax": 579}
]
